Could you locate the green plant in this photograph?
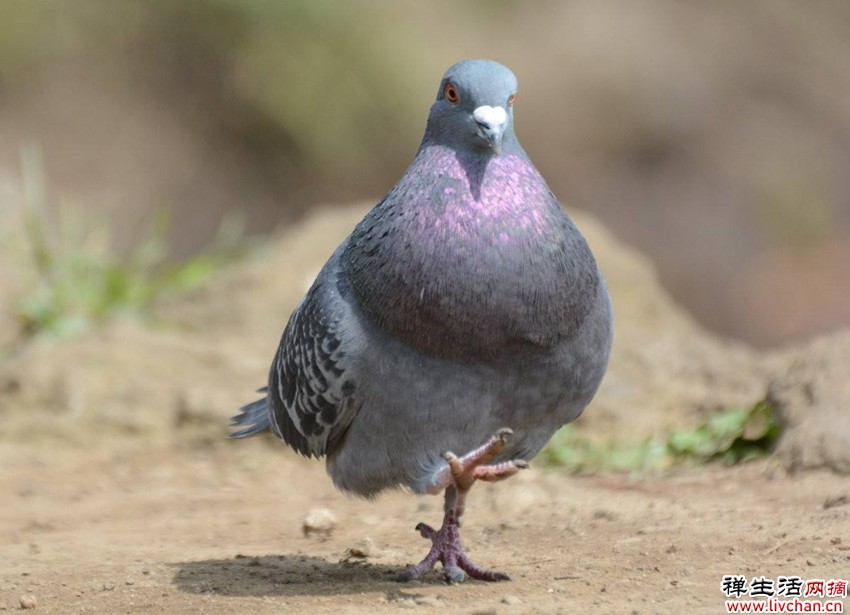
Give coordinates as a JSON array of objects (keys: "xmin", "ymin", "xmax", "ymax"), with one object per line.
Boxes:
[
  {"xmin": 15, "ymin": 147, "xmax": 246, "ymax": 339},
  {"xmin": 540, "ymin": 425, "xmax": 670, "ymax": 473},
  {"xmin": 666, "ymin": 400, "xmax": 780, "ymax": 464},
  {"xmin": 541, "ymin": 400, "xmax": 781, "ymax": 474}
]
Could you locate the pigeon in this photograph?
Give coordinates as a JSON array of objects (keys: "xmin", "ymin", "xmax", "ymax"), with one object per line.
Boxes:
[{"xmin": 230, "ymin": 59, "xmax": 613, "ymax": 583}]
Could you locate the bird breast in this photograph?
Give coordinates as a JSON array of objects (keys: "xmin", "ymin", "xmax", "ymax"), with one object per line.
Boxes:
[{"xmin": 343, "ymin": 149, "xmax": 600, "ymax": 363}]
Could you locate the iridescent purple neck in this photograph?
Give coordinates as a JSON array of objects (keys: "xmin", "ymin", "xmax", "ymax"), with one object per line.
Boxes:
[
  {"xmin": 342, "ymin": 142, "xmax": 600, "ymax": 362},
  {"xmin": 402, "ymin": 144, "xmax": 563, "ymax": 249}
]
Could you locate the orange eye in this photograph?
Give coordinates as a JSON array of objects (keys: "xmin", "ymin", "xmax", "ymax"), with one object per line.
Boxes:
[
  {"xmin": 444, "ymin": 81, "xmax": 460, "ymax": 104},
  {"xmin": 507, "ymin": 92, "xmax": 517, "ymax": 106}
]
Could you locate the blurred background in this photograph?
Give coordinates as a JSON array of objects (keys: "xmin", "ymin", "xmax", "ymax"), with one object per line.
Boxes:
[{"xmin": 1, "ymin": 0, "xmax": 849, "ymax": 348}]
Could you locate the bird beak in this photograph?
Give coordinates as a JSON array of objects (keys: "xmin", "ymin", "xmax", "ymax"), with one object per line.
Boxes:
[{"xmin": 473, "ymin": 105, "xmax": 507, "ymax": 153}]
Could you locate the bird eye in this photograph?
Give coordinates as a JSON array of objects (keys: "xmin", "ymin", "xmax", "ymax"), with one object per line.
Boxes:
[
  {"xmin": 444, "ymin": 82, "xmax": 460, "ymax": 104},
  {"xmin": 507, "ymin": 93, "xmax": 517, "ymax": 106}
]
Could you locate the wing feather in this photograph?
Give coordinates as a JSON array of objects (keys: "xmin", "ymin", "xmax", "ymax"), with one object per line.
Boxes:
[{"xmin": 268, "ymin": 263, "xmax": 359, "ymax": 457}]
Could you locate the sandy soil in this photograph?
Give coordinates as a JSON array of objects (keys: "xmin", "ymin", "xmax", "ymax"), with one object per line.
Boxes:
[
  {"xmin": 2, "ymin": 206, "xmax": 849, "ymax": 613},
  {"xmin": 3, "ymin": 443, "xmax": 849, "ymax": 614}
]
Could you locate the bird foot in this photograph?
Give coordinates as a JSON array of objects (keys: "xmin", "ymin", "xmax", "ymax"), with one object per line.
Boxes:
[
  {"xmin": 427, "ymin": 428, "xmax": 529, "ymax": 521},
  {"xmin": 428, "ymin": 428, "xmax": 528, "ymax": 495},
  {"xmin": 398, "ymin": 429, "xmax": 527, "ymax": 583},
  {"xmin": 397, "ymin": 510, "xmax": 510, "ymax": 584}
]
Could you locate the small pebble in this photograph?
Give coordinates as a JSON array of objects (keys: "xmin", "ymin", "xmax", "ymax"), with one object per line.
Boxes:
[
  {"xmin": 347, "ymin": 537, "xmax": 380, "ymax": 559},
  {"xmin": 19, "ymin": 595, "xmax": 37, "ymax": 609},
  {"xmin": 303, "ymin": 508, "xmax": 337, "ymax": 538},
  {"xmin": 415, "ymin": 596, "xmax": 440, "ymax": 607},
  {"xmin": 502, "ymin": 595, "xmax": 522, "ymax": 605}
]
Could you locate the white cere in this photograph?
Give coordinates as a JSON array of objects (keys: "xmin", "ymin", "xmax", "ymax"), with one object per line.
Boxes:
[{"xmin": 473, "ymin": 105, "xmax": 507, "ymax": 128}]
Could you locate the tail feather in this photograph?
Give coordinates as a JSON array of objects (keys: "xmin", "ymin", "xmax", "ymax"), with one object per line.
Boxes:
[{"xmin": 228, "ymin": 389, "xmax": 271, "ymax": 438}]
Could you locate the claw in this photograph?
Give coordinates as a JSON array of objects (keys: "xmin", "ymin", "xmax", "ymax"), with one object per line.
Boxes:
[
  {"xmin": 485, "ymin": 428, "xmax": 512, "ymax": 459},
  {"xmin": 415, "ymin": 522, "xmax": 436, "ymax": 539},
  {"xmin": 495, "ymin": 427, "xmax": 513, "ymax": 440},
  {"xmin": 395, "ymin": 568, "xmax": 418, "ymax": 582},
  {"xmin": 445, "ymin": 565, "xmax": 466, "ymax": 584}
]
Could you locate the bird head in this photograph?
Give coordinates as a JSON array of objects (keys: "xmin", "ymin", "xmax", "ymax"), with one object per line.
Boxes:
[{"xmin": 424, "ymin": 59, "xmax": 519, "ymax": 155}]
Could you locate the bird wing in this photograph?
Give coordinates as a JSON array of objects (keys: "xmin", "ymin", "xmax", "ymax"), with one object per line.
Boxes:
[{"xmin": 268, "ymin": 256, "xmax": 360, "ymax": 458}]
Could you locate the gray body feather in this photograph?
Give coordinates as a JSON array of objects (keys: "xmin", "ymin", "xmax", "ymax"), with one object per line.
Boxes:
[{"xmin": 231, "ymin": 59, "xmax": 613, "ymax": 497}]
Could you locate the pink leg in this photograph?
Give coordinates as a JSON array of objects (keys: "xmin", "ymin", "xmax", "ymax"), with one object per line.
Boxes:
[
  {"xmin": 398, "ymin": 428, "xmax": 528, "ymax": 584},
  {"xmin": 426, "ymin": 428, "xmax": 522, "ymax": 495},
  {"xmin": 397, "ymin": 504, "xmax": 510, "ymax": 583}
]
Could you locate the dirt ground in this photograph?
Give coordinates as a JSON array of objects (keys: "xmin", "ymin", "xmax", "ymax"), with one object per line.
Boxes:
[
  {"xmin": 2, "ymin": 206, "xmax": 849, "ymax": 613},
  {"xmin": 3, "ymin": 444, "xmax": 849, "ymax": 614}
]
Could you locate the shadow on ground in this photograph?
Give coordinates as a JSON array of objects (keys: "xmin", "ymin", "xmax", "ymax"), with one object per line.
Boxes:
[{"xmin": 170, "ymin": 554, "xmax": 443, "ymax": 597}]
